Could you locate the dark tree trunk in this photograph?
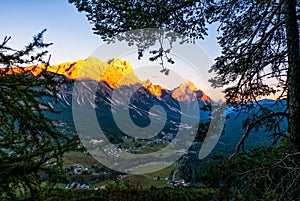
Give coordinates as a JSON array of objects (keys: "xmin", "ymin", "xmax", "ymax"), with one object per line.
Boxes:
[{"xmin": 285, "ymin": 0, "xmax": 300, "ymax": 150}]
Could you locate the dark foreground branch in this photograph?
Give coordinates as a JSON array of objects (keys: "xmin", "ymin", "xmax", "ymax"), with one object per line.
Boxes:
[{"xmin": 230, "ymin": 112, "xmax": 288, "ymax": 159}]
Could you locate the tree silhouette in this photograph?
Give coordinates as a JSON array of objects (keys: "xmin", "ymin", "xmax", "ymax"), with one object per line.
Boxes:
[
  {"xmin": 208, "ymin": 0, "xmax": 300, "ymax": 153},
  {"xmin": 70, "ymin": 0, "xmax": 300, "ymax": 151},
  {"xmin": 0, "ymin": 30, "xmax": 78, "ymax": 200}
]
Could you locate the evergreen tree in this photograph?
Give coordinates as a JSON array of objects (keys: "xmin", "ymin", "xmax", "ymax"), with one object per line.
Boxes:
[{"xmin": 0, "ymin": 30, "xmax": 78, "ymax": 200}]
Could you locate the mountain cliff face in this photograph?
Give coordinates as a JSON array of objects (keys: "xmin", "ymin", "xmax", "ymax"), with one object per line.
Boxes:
[
  {"xmin": 142, "ymin": 79, "xmax": 167, "ymax": 97},
  {"xmin": 3, "ymin": 58, "xmax": 285, "ymax": 155},
  {"xmin": 3, "ymin": 57, "xmax": 212, "ymax": 139},
  {"xmin": 4, "ymin": 56, "xmax": 212, "ymax": 105},
  {"xmin": 42, "ymin": 59, "xmax": 286, "ymax": 155},
  {"xmin": 172, "ymin": 80, "xmax": 211, "ymax": 104}
]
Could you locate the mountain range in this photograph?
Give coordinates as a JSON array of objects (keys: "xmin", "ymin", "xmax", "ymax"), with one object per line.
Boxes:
[
  {"xmin": 13, "ymin": 57, "xmax": 211, "ymax": 144},
  {"xmin": 4, "ymin": 57, "xmax": 288, "ymax": 156}
]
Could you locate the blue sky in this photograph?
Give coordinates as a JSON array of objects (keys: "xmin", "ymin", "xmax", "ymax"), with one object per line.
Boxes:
[
  {"xmin": 0, "ymin": 0, "xmax": 225, "ymax": 100},
  {"xmin": 0, "ymin": 0, "xmax": 101, "ymax": 65},
  {"xmin": 0, "ymin": 0, "xmax": 221, "ymax": 65}
]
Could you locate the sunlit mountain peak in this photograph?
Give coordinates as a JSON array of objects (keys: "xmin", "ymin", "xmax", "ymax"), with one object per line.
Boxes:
[
  {"xmin": 99, "ymin": 58, "xmax": 141, "ymax": 88},
  {"xmin": 172, "ymin": 80, "xmax": 211, "ymax": 103},
  {"xmin": 142, "ymin": 79, "xmax": 167, "ymax": 97},
  {"xmin": 1, "ymin": 58, "xmax": 212, "ymax": 102}
]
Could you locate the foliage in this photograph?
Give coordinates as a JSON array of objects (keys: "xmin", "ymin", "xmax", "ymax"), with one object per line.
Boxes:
[
  {"xmin": 209, "ymin": 0, "xmax": 289, "ymax": 99},
  {"xmin": 0, "ymin": 30, "xmax": 78, "ymax": 200},
  {"xmin": 68, "ymin": 0, "xmax": 213, "ymax": 69},
  {"xmin": 202, "ymin": 145, "xmax": 300, "ymax": 200},
  {"xmin": 23, "ymin": 185, "xmax": 217, "ymax": 201},
  {"xmin": 68, "ymin": 1, "xmax": 300, "ymax": 199},
  {"xmin": 207, "ymin": 0, "xmax": 300, "ymax": 150},
  {"xmin": 70, "ymin": 0, "xmax": 300, "ymax": 151},
  {"xmin": 68, "ymin": 0, "xmax": 209, "ymax": 40}
]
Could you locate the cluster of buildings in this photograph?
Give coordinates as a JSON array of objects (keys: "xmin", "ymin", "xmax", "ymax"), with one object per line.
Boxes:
[
  {"xmin": 65, "ymin": 182, "xmax": 107, "ymax": 190},
  {"xmin": 65, "ymin": 164, "xmax": 89, "ymax": 175},
  {"xmin": 152, "ymin": 176, "xmax": 190, "ymax": 187},
  {"xmin": 65, "ymin": 182, "xmax": 90, "ymax": 190}
]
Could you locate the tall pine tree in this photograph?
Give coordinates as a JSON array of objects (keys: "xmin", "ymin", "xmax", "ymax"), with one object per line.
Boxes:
[{"xmin": 0, "ymin": 30, "xmax": 77, "ymax": 200}]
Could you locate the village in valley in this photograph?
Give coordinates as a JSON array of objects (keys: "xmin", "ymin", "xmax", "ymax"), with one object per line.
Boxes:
[{"xmin": 61, "ymin": 131, "xmax": 193, "ymax": 190}]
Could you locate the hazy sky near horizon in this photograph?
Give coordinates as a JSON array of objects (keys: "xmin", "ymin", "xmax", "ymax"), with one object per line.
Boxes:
[{"xmin": 0, "ymin": 0, "xmax": 224, "ymax": 100}]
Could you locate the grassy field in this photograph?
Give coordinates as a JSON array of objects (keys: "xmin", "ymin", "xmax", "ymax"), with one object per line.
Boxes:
[
  {"xmin": 62, "ymin": 151, "xmax": 181, "ymax": 188},
  {"xmin": 63, "ymin": 151, "xmax": 100, "ymax": 168},
  {"xmin": 120, "ymin": 163, "xmax": 181, "ymax": 188}
]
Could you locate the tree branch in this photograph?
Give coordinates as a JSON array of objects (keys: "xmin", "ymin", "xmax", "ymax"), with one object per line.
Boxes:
[{"xmin": 230, "ymin": 112, "xmax": 289, "ymax": 159}]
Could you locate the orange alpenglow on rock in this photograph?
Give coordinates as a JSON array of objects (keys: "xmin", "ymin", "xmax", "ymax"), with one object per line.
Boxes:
[
  {"xmin": 47, "ymin": 57, "xmax": 141, "ymax": 88},
  {"xmin": 70, "ymin": 57, "xmax": 141, "ymax": 88},
  {"xmin": 0, "ymin": 57, "xmax": 141, "ymax": 88},
  {"xmin": 1, "ymin": 57, "xmax": 209, "ymax": 100},
  {"xmin": 199, "ymin": 91, "xmax": 211, "ymax": 102},
  {"xmin": 142, "ymin": 79, "xmax": 168, "ymax": 97},
  {"xmin": 172, "ymin": 80, "xmax": 211, "ymax": 102},
  {"xmin": 52, "ymin": 57, "xmax": 141, "ymax": 88},
  {"xmin": 172, "ymin": 80, "xmax": 197, "ymax": 102},
  {"xmin": 99, "ymin": 58, "xmax": 141, "ymax": 88},
  {"xmin": 0, "ymin": 60, "xmax": 85, "ymax": 78}
]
